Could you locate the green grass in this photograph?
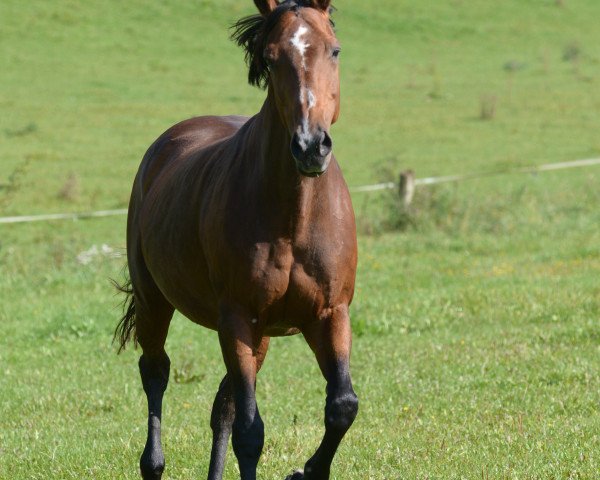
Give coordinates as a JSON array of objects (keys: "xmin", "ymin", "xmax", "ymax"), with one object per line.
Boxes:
[{"xmin": 1, "ymin": 0, "xmax": 599, "ymax": 478}]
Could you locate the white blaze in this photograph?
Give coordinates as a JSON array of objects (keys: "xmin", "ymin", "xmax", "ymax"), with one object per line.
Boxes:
[
  {"xmin": 299, "ymin": 88, "xmax": 316, "ymax": 110},
  {"xmin": 297, "ymin": 117, "xmax": 311, "ymax": 150},
  {"xmin": 297, "ymin": 87, "xmax": 316, "ymax": 149},
  {"xmin": 307, "ymin": 89, "xmax": 316, "ymax": 109},
  {"xmin": 290, "ymin": 25, "xmax": 310, "ymax": 68},
  {"xmin": 291, "ymin": 25, "xmax": 316, "ymax": 152}
]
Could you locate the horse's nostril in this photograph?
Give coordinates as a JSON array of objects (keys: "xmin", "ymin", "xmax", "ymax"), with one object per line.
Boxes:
[
  {"xmin": 319, "ymin": 131, "xmax": 332, "ymax": 156},
  {"xmin": 291, "ymin": 133, "xmax": 304, "ymax": 158}
]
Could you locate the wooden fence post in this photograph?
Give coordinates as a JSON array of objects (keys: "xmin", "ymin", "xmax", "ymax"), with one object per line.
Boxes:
[{"xmin": 399, "ymin": 170, "xmax": 415, "ymax": 207}]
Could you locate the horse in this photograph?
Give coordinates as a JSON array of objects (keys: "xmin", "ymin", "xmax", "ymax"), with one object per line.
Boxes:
[{"xmin": 115, "ymin": 1, "xmax": 358, "ymax": 478}]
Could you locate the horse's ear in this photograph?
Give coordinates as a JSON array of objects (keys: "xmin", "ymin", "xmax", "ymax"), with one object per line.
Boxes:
[
  {"xmin": 254, "ymin": 0, "xmax": 279, "ymax": 16},
  {"xmin": 309, "ymin": 0, "xmax": 332, "ymax": 12}
]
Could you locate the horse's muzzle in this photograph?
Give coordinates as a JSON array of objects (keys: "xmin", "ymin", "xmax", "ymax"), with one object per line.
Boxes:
[{"xmin": 291, "ymin": 128, "xmax": 333, "ymax": 177}]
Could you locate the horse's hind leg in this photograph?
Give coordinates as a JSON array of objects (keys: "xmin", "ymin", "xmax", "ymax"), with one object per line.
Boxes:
[
  {"xmin": 133, "ymin": 272, "xmax": 175, "ymax": 479},
  {"xmin": 207, "ymin": 375, "xmax": 235, "ymax": 480},
  {"xmin": 217, "ymin": 307, "xmax": 267, "ymax": 480},
  {"xmin": 208, "ymin": 337, "xmax": 270, "ymax": 480},
  {"xmin": 138, "ymin": 350, "xmax": 171, "ymax": 479},
  {"xmin": 287, "ymin": 305, "xmax": 358, "ymax": 480}
]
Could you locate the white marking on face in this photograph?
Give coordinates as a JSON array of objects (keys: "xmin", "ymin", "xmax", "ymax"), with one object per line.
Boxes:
[
  {"xmin": 306, "ymin": 89, "xmax": 316, "ymax": 109},
  {"xmin": 297, "ymin": 117, "xmax": 311, "ymax": 151},
  {"xmin": 291, "ymin": 26, "xmax": 317, "ymax": 153},
  {"xmin": 299, "ymin": 88, "xmax": 316, "ymax": 110},
  {"xmin": 297, "ymin": 88, "xmax": 316, "ymax": 151},
  {"xmin": 290, "ymin": 25, "xmax": 310, "ymax": 69}
]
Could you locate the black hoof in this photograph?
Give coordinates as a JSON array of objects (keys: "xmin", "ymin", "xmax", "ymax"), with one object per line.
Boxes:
[
  {"xmin": 140, "ymin": 465, "xmax": 164, "ymax": 480},
  {"xmin": 285, "ymin": 470, "xmax": 304, "ymax": 480},
  {"xmin": 140, "ymin": 448, "xmax": 165, "ymax": 480}
]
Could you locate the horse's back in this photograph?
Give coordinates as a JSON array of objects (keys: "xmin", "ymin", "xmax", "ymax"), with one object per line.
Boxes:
[{"xmin": 137, "ymin": 115, "xmax": 248, "ymax": 196}]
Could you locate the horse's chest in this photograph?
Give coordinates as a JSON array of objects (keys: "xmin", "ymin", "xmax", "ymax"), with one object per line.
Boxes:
[
  {"xmin": 243, "ymin": 240, "xmax": 330, "ymax": 315},
  {"xmin": 247, "ymin": 241, "xmax": 294, "ymax": 301}
]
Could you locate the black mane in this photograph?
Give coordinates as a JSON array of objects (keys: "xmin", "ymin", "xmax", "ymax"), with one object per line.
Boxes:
[{"xmin": 230, "ymin": 1, "xmax": 335, "ymax": 89}]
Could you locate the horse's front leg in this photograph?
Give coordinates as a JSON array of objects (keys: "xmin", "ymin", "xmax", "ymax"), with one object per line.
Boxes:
[
  {"xmin": 218, "ymin": 306, "xmax": 265, "ymax": 480},
  {"xmin": 288, "ymin": 305, "xmax": 359, "ymax": 480}
]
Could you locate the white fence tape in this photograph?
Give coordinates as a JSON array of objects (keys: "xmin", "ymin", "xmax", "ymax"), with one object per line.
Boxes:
[
  {"xmin": 1, "ymin": 157, "xmax": 599, "ymax": 225},
  {"xmin": 0, "ymin": 209, "xmax": 127, "ymax": 225},
  {"xmin": 350, "ymin": 157, "xmax": 600, "ymax": 193}
]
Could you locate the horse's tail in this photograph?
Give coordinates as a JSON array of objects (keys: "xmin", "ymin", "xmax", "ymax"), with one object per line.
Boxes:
[{"xmin": 113, "ymin": 277, "xmax": 137, "ymax": 353}]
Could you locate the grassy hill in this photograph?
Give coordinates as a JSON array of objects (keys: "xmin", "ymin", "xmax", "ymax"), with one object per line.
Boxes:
[
  {"xmin": 2, "ymin": 0, "xmax": 600, "ymax": 212},
  {"xmin": 1, "ymin": 1, "xmax": 598, "ymax": 478}
]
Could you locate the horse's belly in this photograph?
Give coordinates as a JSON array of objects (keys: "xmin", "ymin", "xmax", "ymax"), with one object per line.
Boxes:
[
  {"xmin": 151, "ymin": 266, "xmax": 220, "ymax": 330},
  {"xmin": 140, "ymin": 219, "xmax": 220, "ymax": 330}
]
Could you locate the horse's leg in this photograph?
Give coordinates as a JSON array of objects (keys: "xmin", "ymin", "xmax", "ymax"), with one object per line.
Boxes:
[
  {"xmin": 134, "ymin": 283, "xmax": 175, "ymax": 479},
  {"xmin": 217, "ymin": 308, "xmax": 265, "ymax": 480},
  {"xmin": 207, "ymin": 337, "xmax": 270, "ymax": 480},
  {"xmin": 287, "ymin": 305, "xmax": 359, "ymax": 480}
]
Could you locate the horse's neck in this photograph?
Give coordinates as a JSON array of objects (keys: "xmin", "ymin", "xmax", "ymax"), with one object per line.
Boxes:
[
  {"xmin": 251, "ymin": 93, "xmax": 297, "ymax": 187},
  {"xmin": 245, "ymin": 92, "xmax": 328, "ymax": 228}
]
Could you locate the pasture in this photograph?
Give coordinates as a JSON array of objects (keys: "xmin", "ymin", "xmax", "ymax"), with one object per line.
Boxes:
[{"xmin": 1, "ymin": 0, "xmax": 599, "ymax": 478}]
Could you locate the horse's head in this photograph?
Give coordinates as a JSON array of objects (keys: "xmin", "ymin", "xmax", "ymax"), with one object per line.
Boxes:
[{"xmin": 233, "ymin": 0, "xmax": 340, "ymax": 177}]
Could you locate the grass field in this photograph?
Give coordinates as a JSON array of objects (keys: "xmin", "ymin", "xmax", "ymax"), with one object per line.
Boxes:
[{"xmin": 1, "ymin": 0, "xmax": 599, "ymax": 478}]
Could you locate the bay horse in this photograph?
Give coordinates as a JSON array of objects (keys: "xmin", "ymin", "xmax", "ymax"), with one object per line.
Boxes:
[{"xmin": 115, "ymin": 1, "xmax": 358, "ymax": 478}]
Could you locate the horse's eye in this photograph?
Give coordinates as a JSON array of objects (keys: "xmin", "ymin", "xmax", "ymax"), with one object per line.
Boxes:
[{"xmin": 332, "ymin": 48, "xmax": 341, "ymax": 59}]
